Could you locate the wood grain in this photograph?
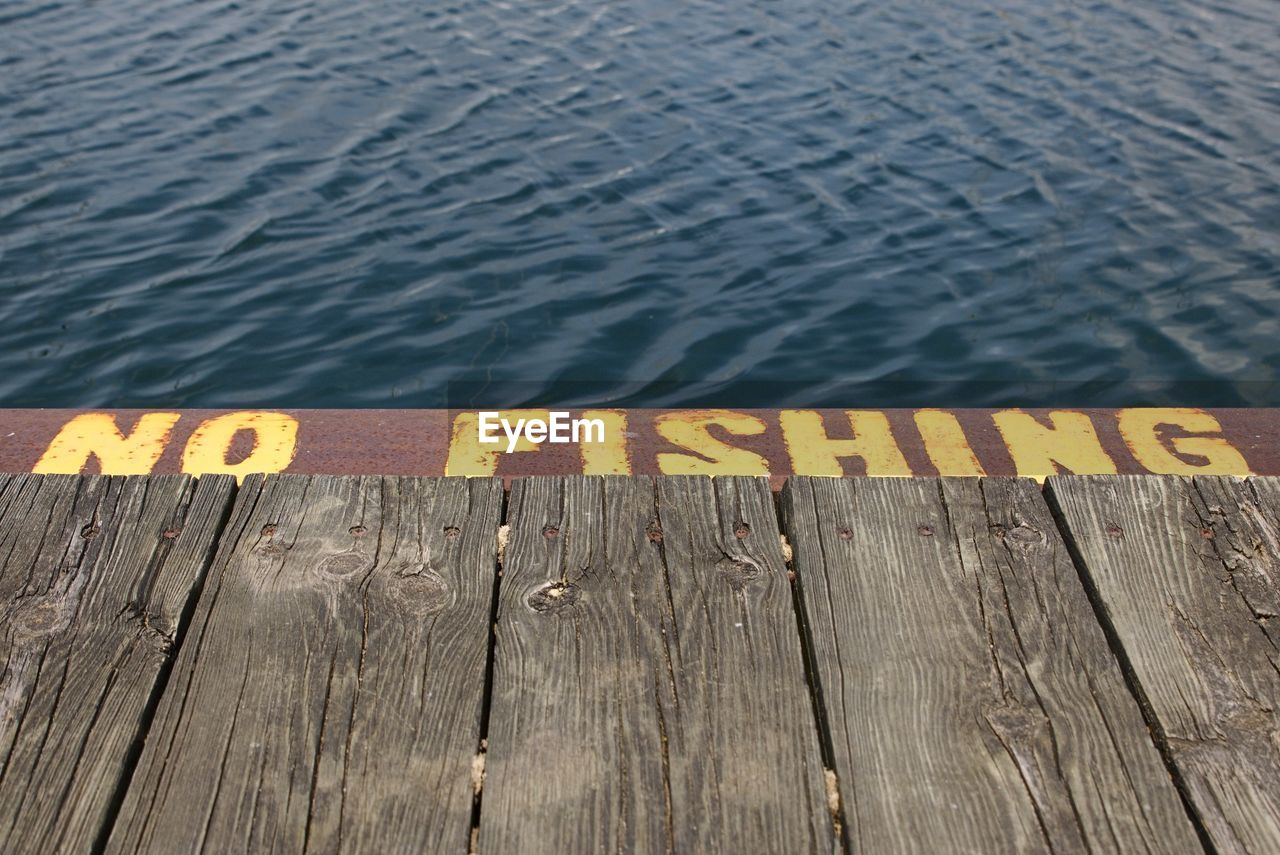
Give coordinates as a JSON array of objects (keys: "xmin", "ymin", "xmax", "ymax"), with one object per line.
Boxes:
[
  {"xmin": 479, "ymin": 475, "xmax": 835, "ymax": 853},
  {"xmin": 781, "ymin": 476, "xmax": 1199, "ymax": 853},
  {"xmin": 106, "ymin": 474, "xmax": 502, "ymax": 853},
  {"xmin": 1048, "ymin": 474, "xmax": 1280, "ymax": 854},
  {"xmin": 0, "ymin": 473, "xmax": 235, "ymax": 852}
]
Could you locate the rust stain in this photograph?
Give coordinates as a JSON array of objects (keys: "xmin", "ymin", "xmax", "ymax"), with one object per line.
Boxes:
[{"xmin": 0, "ymin": 408, "xmax": 1274, "ymax": 487}]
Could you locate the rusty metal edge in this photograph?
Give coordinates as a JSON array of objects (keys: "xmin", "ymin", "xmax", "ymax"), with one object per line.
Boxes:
[{"xmin": 2, "ymin": 408, "xmax": 1277, "ymax": 487}]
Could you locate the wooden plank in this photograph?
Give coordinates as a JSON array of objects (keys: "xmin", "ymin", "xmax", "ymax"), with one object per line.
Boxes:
[
  {"xmin": 780, "ymin": 476, "xmax": 1200, "ymax": 852},
  {"xmin": 1047, "ymin": 474, "xmax": 1280, "ymax": 853},
  {"xmin": 479, "ymin": 475, "xmax": 835, "ymax": 853},
  {"xmin": 0, "ymin": 473, "xmax": 235, "ymax": 852},
  {"xmin": 106, "ymin": 475, "xmax": 502, "ymax": 853}
]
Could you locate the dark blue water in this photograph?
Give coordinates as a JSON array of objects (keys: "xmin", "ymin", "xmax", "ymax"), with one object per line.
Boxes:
[{"xmin": 2, "ymin": 0, "xmax": 1278, "ymax": 408}]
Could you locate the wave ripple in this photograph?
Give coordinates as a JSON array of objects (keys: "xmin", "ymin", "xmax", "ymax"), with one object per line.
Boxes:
[{"xmin": 1, "ymin": 0, "xmax": 1278, "ymax": 406}]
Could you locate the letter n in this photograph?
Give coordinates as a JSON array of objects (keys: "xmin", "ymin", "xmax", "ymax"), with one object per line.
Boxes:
[{"xmin": 33, "ymin": 412, "xmax": 180, "ymax": 475}]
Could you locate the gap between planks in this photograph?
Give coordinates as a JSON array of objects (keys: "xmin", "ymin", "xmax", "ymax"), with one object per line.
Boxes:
[
  {"xmin": 91, "ymin": 483, "xmax": 239, "ymax": 855},
  {"xmin": 56, "ymin": 474, "xmax": 1246, "ymax": 853}
]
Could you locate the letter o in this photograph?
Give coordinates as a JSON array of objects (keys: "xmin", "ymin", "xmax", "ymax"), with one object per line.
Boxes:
[{"xmin": 181, "ymin": 411, "xmax": 299, "ymax": 482}]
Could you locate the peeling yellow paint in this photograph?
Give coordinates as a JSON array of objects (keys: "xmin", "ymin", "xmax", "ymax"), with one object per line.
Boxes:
[
  {"xmin": 1116, "ymin": 408, "xmax": 1249, "ymax": 475},
  {"xmin": 780, "ymin": 410, "xmax": 911, "ymax": 476},
  {"xmin": 914, "ymin": 409, "xmax": 986, "ymax": 476},
  {"xmin": 33, "ymin": 412, "xmax": 180, "ymax": 475},
  {"xmin": 180, "ymin": 411, "xmax": 299, "ymax": 482},
  {"xmin": 20, "ymin": 408, "xmax": 1269, "ymax": 480},
  {"xmin": 655, "ymin": 410, "xmax": 769, "ymax": 475},
  {"xmin": 580, "ymin": 409, "xmax": 631, "ymax": 475},
  {"xmin": 444, "ymin": 410, "xmax": 550, "ymax": 476},
  {"xmin": 992, "ymin": 410, "xmax": 1117, "ymax": 482}
]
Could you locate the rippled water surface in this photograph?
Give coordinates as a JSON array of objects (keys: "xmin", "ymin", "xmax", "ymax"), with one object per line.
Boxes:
[{"xmin": 2, "ymin": 0, "xmax": 1278, "ymax": 407}]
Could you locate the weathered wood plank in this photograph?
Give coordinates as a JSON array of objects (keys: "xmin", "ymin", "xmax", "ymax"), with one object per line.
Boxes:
[
  {"xmin": 479, "ymin": 475, "xmax": 835, "ymax": 853},
  {"xmin": 1047, "ymin": 474, "xmax": 1280, "ymax": 853},
  {"xmin": 106, "ymin": 475, "xmax": 502, "ymax": 853},
  {"xmin": 0, "ymin": 473, "xmax": 235, "ymax": 852},
  {"xmin": 781, "ymin": 476, "xmax": 1199, "ymax": 853}
]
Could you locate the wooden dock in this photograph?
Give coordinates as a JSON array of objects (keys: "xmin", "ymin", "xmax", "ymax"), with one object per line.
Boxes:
[{"xmin": 1, "ymin": 473, "xmax": 1277, "ymax": 853}]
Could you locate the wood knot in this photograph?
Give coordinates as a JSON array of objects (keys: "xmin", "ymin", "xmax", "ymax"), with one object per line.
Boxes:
[
  {"xmin": 261, "ymin": 523, "xmax": 278, "ymax": 537},
  {"xmin": 984, "ymin": 701, "xmax": 1046, "ymax": 744},
  {"xmin": 527, "ymin": 582, "xmax": 580, "ymax": 613},
  {"xmin": 10, "ymin": 598, "xmax": 68, "ymax": 638},
  {"xmin": 316, "ymin": 552, "xmax": 370, "ymax": 578},
  {"xmin": 717, "ymin": 557, "xmax": 762, "ymax": 590},
  {"xmin": 837, "ymin": 527, "xmax": 853, "ymax": 541},
  {"xmin": 391, "ymin": 566, "xmax": 451, "ymax": 613},
  {"xmin": 1105, "ymin": 522, "xmax": 1123, "ymax": 539},
  {"xmin": 141, "ymin": 626, "xmax": 174, "ymax": 655},
  {"xmin": 917, "ymin": 524, "xmax": 934, "ymax": 537},
  {"xmin": 733, "ymin": 522, "xmax": 751, "ymax": 539},
  {"xmin": 118, "ymin": 603, "xmax": 174, "ymax": 653},
  {"xmin": 81, "ymin": 523, "xmax": 100, "ymax": 540},
  {"xmin": 1200, "ymin": 527, "xmax": 1215, "ymax": 540},
  {"xmin": 349, "ymin": 525, "xmax": 367, "ymax": 537},
  {"xmin": 1005, "ymin": 524, "xmax": 1042, "ymax": 545},
  {"xmin": 443, "ymin": 526, "xmax": 461, "ymax": 540},
  {"xmin": 162, "ymin": 527, "xmax": 180, "ymax": 540},
  {"xmin": 542, "ymin": 525, "xmax": 560, "ymax": 539},
  {"xmin": 646, "ymin": 521, "xmax": 663, "ymax": 543}
]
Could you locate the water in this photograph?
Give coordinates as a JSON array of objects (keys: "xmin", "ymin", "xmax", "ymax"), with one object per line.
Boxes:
[{"xmin": 2, "ymin": 0, "xmax": 1278, "ymax": 408}]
